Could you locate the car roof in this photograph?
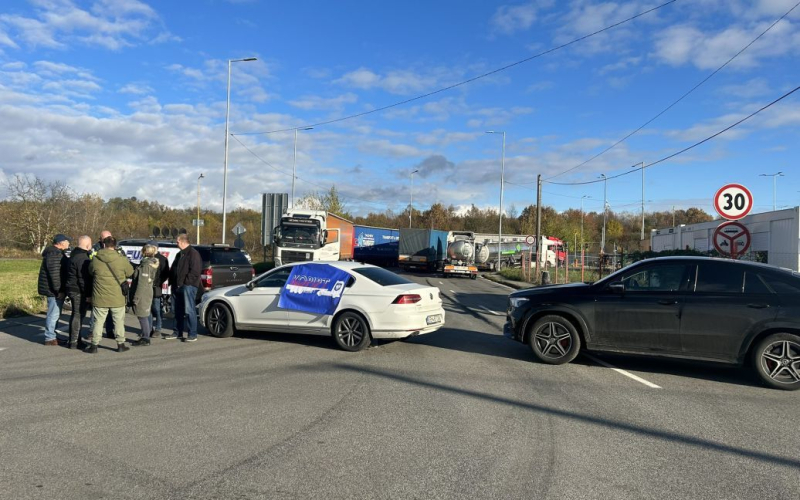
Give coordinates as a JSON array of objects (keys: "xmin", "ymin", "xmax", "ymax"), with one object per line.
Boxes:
[{"xmin": 634, "ymin": 256, "xmax": 795, "ymax": 274}]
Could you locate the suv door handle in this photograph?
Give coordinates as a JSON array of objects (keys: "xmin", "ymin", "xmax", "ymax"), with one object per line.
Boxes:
[
  {"xmin": 747, "ymin": 303, "xmax": 769, "ymax": 309},
  {"xmin": 658, "ymin": 299, "xmax": 678, "ymax": 305}
]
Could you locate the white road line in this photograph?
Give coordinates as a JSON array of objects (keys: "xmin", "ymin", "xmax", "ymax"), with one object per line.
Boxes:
[
  {"xmin": 439, "ymin": 281, "xmax": 444, "ymax": 285},
  {"xmin": 479, "ymin": 306, "xmax": 501, "ymax": 316},
  {"xmin": 450, "ymin": 290, "xmax": 456, "ymax": 294},
  {"xmin": 0, "ymin": 347, "xmax": 6, "ymax": 351},
  {"xmin": 479, "ymin": 275, "xmax": 516, "ymax": 291},
  {"xmin": 584, "ymin": 353, "xmax": 662, "ymax": 389}
]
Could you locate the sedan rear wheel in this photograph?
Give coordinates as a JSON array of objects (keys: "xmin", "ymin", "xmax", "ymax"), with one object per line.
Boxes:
[
  {"xmin": 528, "ymin": 315, "xmax": 580, "ymax": 365},
  {"xmin": 333, "ymin": 312, "xmax": 371, "ymax": 352},
  {"xmin": 206, "ymin": 302, "xmax": 235, "ymax": 338},
  {"xmin": 753, "ymin": 333, "xmax": 800, "ymax": 391}
]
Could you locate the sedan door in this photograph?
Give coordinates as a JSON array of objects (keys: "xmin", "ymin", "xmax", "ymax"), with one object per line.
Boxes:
[
  {"xmin": 235, "ymin": 267, "xmax": 292, "ymax": 331},
  {"xmin": 593, "ymin": 262, "xmax": 692, "ymax": 354},
  {"xmin": 680, "ymin": 263, "xmax": 779, "ymax": 362}
]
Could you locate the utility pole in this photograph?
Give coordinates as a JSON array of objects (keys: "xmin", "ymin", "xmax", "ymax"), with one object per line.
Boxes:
[{"xmin": 535, "ymin": 174, "xmax": 542, "ymax": 282}]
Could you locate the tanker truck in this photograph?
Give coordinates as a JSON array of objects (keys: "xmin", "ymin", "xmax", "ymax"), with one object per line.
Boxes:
[
  {"xmin": 475, "ymin": 238, "xmax": 557, "ymax": 270},
  {"xmin": 443, "ymin": 231, "xmax": 478, "ymax": 279}
]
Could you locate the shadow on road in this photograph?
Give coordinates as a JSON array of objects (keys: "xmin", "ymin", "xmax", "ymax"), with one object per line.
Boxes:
[{"xmin": 332, "ymin": 362, "xmax": 800, "ymax": 469}]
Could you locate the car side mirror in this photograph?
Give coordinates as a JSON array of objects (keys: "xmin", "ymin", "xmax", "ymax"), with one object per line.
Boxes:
[
  {"xmin": 608, "ymin": 281, "xmax": 624, "ymax": 293},
  {"xmin": 246, "ymin": 281, "xmax": 255, "ymax": 291}
]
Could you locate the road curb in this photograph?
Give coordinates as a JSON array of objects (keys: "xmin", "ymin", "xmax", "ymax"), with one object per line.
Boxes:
[{"xmin": 481, "ymin": 273, "xmax": 529, "ymax": 290}]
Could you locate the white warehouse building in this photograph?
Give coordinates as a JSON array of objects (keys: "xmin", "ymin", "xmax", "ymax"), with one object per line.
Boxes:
[{"xmin": 650, "ymin": 207, "xmax": 800, "ymax": 271}]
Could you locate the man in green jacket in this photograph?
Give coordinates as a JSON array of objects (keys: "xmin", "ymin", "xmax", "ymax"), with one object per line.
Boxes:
[{"xmin": 86, "ymin": 236, "xmax": 134, "ymax": 353}]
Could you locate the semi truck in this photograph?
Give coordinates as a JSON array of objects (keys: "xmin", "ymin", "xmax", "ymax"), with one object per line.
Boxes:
[
  {"xmin": 475, "ymin": 237, "xmax": 560, "ymax": 270},
  {"xmin": 443, "ymin": 231, "xmax": 478, "ymax": 279},
  {"xmin": 273, "ymin": 209, "xmax": 354, "ymax": 266},
  {"xmin": 352, "ymin": 225, "xmax": 400, "ymax": 267},
  {"xmin": 398, "ymin": 228, "xmax": 449, "ymax": 273}
]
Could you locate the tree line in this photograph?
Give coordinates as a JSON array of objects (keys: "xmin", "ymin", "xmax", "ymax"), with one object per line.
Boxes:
[{"xmin": 1, "ymin": 176, "xmax": 713, "ymax": 259}]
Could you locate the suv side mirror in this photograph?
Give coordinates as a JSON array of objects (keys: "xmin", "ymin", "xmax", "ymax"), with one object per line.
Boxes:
[{"xmin": 608, "ymin": 281, "xmax": 625, "ymax": 293}]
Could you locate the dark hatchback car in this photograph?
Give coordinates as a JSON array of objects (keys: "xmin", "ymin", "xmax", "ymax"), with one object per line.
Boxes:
[{"xmin": 505, "ymin": 257, "xmax": 800, "ymax": 390}]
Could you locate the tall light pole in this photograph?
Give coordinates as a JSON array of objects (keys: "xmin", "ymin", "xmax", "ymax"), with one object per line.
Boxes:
[
  {"xmin": 196, "ymin": 173, "xmax": 205, "ymax": 244},
  {"xmin": 632, "ymin": 162, "xmax": 645, "ymax": 240},
  {"xmin": 221, "ymin": 56, "xmax": 257, "ymax": 244},
  {"xmin": 409, "ymin": 169, "xmax": 419, "ymax": 228},
  {"xmin": 580, "ymin": 195, "xmax": 590, "ymax": 248},
  {"xmin": 292, "ymin": 127, "xmax": 314, "ymax": 208},
  {"xmin": 600, "ymin": 174, "xmax": 607, "ymax": 254},
  {"xmin": 486, "ymin": 131, "xmax": 506, "ymax": 271},
  {"xmin": 759, "ymin": 171, "xmax": 784, "ymax": 211}
]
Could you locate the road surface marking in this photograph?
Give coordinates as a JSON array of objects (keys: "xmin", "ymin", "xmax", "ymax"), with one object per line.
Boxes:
[
  {"xmin": 479, "ymin": 276, "xmax": 516, "ymax": 291},
  {"xmin": 0, "ymin": 347, "xmax": 6, "ymax": 351},
  {"xmin": 479, "ymin": 306, "xmax": 501, "ymax": 316},
  {"xmin": 450, "ymin": 290, "xmax": 456, "ymax": 294},
  {"xmin": 584, "ymin": 353, "xmax": 662, "ymax": 389},
  {"xmin": 439, "ymin": 281, "xmax": 444, "ymax": 285}
]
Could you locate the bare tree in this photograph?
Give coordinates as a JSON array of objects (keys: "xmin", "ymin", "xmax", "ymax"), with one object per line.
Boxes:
[{"xmin": 3, "ymin": 174, "xmax": 73, "ymax": 253}]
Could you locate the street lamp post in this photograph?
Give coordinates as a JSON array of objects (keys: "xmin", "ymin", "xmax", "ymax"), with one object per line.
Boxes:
[
  {"xmin": 196, "ymin": 173, "xmax": 205, "ymax": 244},
  {"xmin": 409, "ymin": 169, "xmax": 419, "ymax": 228},
  {"xmin": 759, "ymin": 171, "xmax": 784, "ymax": 211},
  {"xmin": 292, "ymin": 127, "xmax": 314, "ymax": 208},
  {"xmin": 221, "ymin": 56, "xmax": 257, "ymax": 244},
  {"xmin": 600, "ymin": 174, "xmax": 607, "ymax": 254},
  {"xmin": 581, "ymin": 195, "xmax": 590, "ymax": 282},
  {"xmin": 486, "ymin": 131, "xmax": 506, "ymax": 272},
  {"xmin": 632, "ymin": 162, "xmax": 645, "ymax": 240}
]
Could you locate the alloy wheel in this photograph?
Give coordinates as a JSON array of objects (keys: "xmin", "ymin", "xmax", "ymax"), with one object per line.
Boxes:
[
  {"xmin": 208, "ymin": 306, "xmax": 227, "ymax": 336},
  {"xmin": 534, "ymin": 322, "xmax": 572, "ymax": 359},
  {"xmin": 760, "ymin": 340, "xmax": 800, "ymax": 385},
  {"xmin": 337, "ymin": 317, "xmax": 364, "ymax": 347}
]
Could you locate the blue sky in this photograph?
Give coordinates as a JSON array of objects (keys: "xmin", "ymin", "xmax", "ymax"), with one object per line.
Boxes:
[{"xmin": 1, "ymin": 0, "xmax": 799, "ymax": 221}]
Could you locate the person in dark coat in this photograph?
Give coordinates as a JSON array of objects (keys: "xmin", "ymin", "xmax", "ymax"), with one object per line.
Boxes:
[
  {"xmin": 149, "ymin": 243, "xmax": 170, "ymax": 336},
  {"xmin": 38, "ymin": 234, "xmax": 71, "ymax": 345},
  {"xmin": 65, "ymin": 235, "xmax": 93, "ymax": 349},
  {"xmin": 165, "ymin": 234, "xmax": 202, "ymax": 342},
  {"xmin": 131, "ymin": 244, "xmax": 159, "ymax": 346}
]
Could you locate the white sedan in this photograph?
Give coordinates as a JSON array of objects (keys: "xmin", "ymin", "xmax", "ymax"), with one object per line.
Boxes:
[{"xmin": 198, "ymin": 261, "xmax": 445, "ymax": 351}]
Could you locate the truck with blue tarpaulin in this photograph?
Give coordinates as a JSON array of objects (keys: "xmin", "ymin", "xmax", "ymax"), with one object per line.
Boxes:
[
  {"xmin": 352, "ymin": 225, "xmax": 400, "ymax": 266},
  {"xmin": 398, "ymin": 228, "xmax": 449, "ymax": 273}
]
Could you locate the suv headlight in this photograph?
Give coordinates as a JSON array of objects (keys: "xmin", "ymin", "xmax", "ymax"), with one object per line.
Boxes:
[{"xmin": 509, "ymin": 297, "xmax": 529, "ymax": 308}]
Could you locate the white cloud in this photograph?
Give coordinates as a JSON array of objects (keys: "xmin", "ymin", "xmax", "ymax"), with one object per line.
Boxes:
[
  {"xmin": 334, "ymin": 66, "xmax": 452, "ymax": 95},
  {"xmin": 357, "ymin": 139, "xmax": 426, "ymax": 158},
  {"xmin": 0, "ymin": 0, "xmax": 174, "ymax": 51},
  {"xmin": 118, "ymin": 83, "xmax": 153, "ymax": 94},
  {"xmin": 490, "ymin": 2, "xmax": 543, "ymax": 35},
  {"xmin": 288, "ymin": 93, "xmax": 357, "ymax": 110}
]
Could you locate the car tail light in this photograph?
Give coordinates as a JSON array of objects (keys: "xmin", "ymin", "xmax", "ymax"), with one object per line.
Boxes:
[
  {"xmin": 201, "ymin": 267, "xmax": 212, "ymax": 291},
  {"xmin": 251, "ymin": 268, "xmax": 255, "ymax": 278},
  {"xmin": 392, "ymin": 294, "xmax": 421, "ymax": 304}
]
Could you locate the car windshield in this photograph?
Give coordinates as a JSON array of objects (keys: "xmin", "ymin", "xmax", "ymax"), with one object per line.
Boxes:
[
  {"xmin": 282, "ymin": 224, "xmax": 320, "ymax": 244},
  {"xmin": 352, "ymin": 267, "xmax": 412, "ymax": 286}
]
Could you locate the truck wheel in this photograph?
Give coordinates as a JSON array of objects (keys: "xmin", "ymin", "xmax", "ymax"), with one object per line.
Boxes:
[
  {"xmin": 332, "ymin": 312, "xmax": 371, "ymax": 351},
  {"xmin": 470, "ymin": 274, "xmax": 478, "ymax": 280}
]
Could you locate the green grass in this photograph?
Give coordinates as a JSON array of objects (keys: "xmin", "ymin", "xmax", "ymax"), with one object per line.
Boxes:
[
  {"xmin": 0, "ymin": 259, "xmax": 46, "ymax": 318},
  {"xmin": 498, "ymin": 265, "xmax": 609, "ymax": 285}
]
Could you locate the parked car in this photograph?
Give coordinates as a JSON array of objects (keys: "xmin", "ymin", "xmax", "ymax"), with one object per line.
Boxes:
[
  {"xmin": 194, "ymin": 244, "xmax": 255, "ymax": 301},
  {"xmin": 198, "ymin": 261, "xmax": 445, "ymax": 351},
  {"xmin": 504, "ymin": 257, "xmax": 800, "ymax": 390}
]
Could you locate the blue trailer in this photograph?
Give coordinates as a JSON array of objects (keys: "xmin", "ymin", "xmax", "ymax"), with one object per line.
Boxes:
[
  {"xmin": 353, "ymin": 225, "xmax": 400, "ymax": 266},
  {"xmin": 398, "ymin": 228, "xmax": 449, "ymax": 273}
]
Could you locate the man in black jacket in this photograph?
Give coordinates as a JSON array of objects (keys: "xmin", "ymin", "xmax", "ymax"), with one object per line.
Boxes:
[
  {"xmin": 165, "ymin": 234, "xmax": 202, "ymax": 342},
  {"xmin": 38, "ymin": 234, "xmax": 70, "ymax": 346},
  {"xmin": 65, "ymin": 235, "xmax": 92, "ymax": 349},
  {"xmin": 149, "ymin": 242, "xmax": 170, "ymax": 336}
]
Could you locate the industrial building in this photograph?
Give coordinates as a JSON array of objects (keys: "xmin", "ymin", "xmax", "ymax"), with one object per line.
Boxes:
[{"xmin": 650, "ymin": 207, "xmax": 800, "ymax": 271}]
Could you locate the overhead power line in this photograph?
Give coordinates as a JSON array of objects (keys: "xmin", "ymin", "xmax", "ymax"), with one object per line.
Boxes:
[
  {"xmin": 545, "ymin": 85, "xmax": 800, "ymax": 186},
  {"xmin": 543, "ymin": 0, "xmax": 800, "ymax": 182},
  {"xmin": 233, "ymin": 0, "xmax": 679, "ymax": 137}
]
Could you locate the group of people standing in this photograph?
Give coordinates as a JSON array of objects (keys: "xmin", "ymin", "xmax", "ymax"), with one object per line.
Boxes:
[{"xmin": 37, "ymin": 231, "xmax": 204, "ymax": 352}]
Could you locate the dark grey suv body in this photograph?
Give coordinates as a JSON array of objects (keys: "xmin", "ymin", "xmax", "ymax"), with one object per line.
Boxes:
[{"xmin": 505, "ymin": 257, "xmax": 800, "ymax": 390}]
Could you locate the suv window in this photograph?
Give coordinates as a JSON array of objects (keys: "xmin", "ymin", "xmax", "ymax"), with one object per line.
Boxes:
[
  {"xmin": 621, "ymin": 264, "xmax": 689, "ymax": 292},
  {"xmin": 352, "ymin": 267, "xmax": 412, "ymax": 286},
  {"xmin": 256, "ymin": 268, "xmax": 292, "ymax": 288},
  {"xmin": 765, "ymin": 274, "xmax": 800, "ymax": 294},
  {"xmin": 696, "ymin": 263, "xmax": 743, "ymax": 293},
  {"xmin": 744, "ymin": 272, "xmax": 772, "ymax": 295}
]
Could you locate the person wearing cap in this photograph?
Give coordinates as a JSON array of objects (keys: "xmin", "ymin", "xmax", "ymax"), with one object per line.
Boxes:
[{"xmin": 38, "ymin": 234, "xmax": 71, "ymax": 346}]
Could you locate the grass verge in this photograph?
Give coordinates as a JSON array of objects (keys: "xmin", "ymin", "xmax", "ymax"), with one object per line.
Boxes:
[{"xmin": 0, "ymin": 259, "xmax": 46, "ymax": 318}]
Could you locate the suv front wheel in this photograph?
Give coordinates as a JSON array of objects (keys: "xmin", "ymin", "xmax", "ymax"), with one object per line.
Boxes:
[
  {"xmin": 752, "ymin": 333, "xmax": 800, "ymax": 391},
  {"xmin": 528, "ymin": 315, "xmax": 581, "ymax": 365}
]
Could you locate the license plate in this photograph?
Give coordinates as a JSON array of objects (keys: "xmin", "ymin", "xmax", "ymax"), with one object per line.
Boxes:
[{"xmin": 426, "ymin": 314, "xmax": 442, "ymax": 325}]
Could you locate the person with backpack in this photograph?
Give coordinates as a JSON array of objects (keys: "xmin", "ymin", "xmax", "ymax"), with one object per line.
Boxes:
[
  {"xmin": 86, "ymin": 236, "xmax": 133, "ymax": 353},
  {"xmin": 131, "ymin": 244, "xmax": 160, "ymax": 346}
]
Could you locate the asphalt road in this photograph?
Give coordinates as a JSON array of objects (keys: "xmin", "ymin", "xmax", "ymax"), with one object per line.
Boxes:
[{"xmin": 0, "ymin": 272, "xmax": 798, "ymax": 499}]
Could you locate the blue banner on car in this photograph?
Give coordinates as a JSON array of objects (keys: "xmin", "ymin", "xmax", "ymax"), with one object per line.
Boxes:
[{"xmin": 278, "ymin": 264, "xmax": 351, "ymax": 315}]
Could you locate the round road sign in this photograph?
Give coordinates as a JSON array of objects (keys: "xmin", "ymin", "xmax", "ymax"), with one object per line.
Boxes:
[
  {"xmin": 714, "ymin": 184, "xmax": 753, "ymax": 220},
  {"xmin": 525, "ymin": 235, "xmax": 535, "ymax": 246},
  {"xmin": 713, "ymin": 221, "xmax": 751, "ymax": 259}
]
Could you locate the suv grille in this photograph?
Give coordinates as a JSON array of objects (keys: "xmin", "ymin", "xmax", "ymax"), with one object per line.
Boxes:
[{"xmin": 283, "ymin": 250, "xmax": 312, "ymax": 264}]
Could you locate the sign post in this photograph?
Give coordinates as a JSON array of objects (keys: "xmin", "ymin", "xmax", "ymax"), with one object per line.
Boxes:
[{"xmin": 713, "ymin": 183, "xmax": 754, "ymax": 260}]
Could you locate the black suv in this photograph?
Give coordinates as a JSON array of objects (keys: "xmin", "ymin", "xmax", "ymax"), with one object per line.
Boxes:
[
  {"xmin": 505, "ymin": 257, "xmax": 800, "ymax": 390},
  {"xmin": 194, "ymin": 245, "xmax": 255, "ymax": 300}
]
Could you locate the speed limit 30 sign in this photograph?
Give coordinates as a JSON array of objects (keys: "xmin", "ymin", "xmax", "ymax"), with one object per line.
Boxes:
[{"xmin": 714, "ymin": 184, "xmax": 753, "ymax": 220}]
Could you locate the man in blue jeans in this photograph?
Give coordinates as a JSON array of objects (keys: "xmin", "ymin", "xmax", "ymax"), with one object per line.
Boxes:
[
  {"xmin": 165, "ymin": 234, "xmax": 202, "ymax": 342},
  {"xmin": 37, "ymin": 234, "xmax": 71, "ymax": 345},
  {"xmin": 149, "ymin": 241, "xmax": 170, "ymax": 335}
]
